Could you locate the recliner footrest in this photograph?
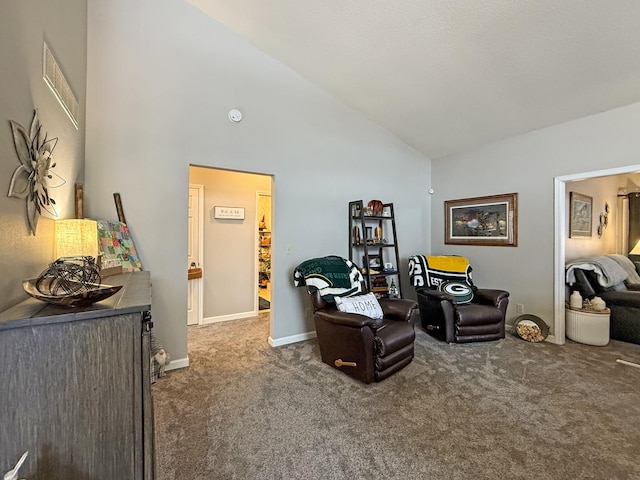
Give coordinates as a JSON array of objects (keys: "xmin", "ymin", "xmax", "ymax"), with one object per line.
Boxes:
[
  {"xmin": 374, "ymin": 321, "xmax": 415, "ymax": 356},
  {"xmin": 456, "ymin": 304, "xmax": 503, "ymax": 326},
  {"xmin": 375, "ymin": 343, "xmax": 414, "ymax": 371}
]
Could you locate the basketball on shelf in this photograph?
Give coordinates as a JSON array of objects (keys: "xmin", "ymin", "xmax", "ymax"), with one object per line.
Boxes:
[{"xmin": 367, "ymin": 200, "xmax": 384, "ymax": 216}]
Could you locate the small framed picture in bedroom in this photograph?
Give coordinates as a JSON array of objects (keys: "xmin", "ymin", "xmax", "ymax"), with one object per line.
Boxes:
[{"xmin": 569, "ymin": 192, "xmax": 592, "ymax": 238}]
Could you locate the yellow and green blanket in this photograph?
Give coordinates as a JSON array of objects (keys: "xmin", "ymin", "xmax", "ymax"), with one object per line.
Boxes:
[{"xmin": 408, "ymin": 255, "xmax": 474, "ymax": 290}]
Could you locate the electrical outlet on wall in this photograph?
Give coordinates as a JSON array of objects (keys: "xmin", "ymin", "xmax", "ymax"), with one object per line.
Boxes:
[
  {"xmin": 305, "ymin": 307, "xmax": 312, "ymax": 319},
  {"xmin": 516, "ymin": 304, "xmax": 524, "ymax": 314}
]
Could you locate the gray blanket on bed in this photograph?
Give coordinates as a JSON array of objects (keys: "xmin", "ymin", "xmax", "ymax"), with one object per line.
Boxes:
[{"xmin": 565, "ymin": 255, "xmax": 629, "ymax": 287}]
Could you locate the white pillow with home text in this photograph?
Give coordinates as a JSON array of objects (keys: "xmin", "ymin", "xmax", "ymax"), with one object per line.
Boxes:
[{"xmin": 335, "ymin": 292, "xmax": 384, "ymax": 319}]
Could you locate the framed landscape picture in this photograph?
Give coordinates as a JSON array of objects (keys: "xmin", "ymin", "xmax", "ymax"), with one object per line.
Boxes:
[
  {"xmin": 569, "ymin": 192, "xmax": 592, "ymax": 238},
  {"xmin": 444, "ymin": 193, "xmax": 518, "ymax": 246}
]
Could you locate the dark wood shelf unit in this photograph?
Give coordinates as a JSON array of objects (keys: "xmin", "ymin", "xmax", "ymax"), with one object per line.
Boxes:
[{"xmin": 348, "ymin": 200, "xmax": 403, "ymax": 298}]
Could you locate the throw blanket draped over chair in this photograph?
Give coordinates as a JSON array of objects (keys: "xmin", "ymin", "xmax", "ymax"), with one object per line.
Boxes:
[
  {"xmin": 293, "ymin": 255, "xmax": 364, "ymax": 302},
  {"xmin": 408, "ymin": 254, "xmax": 508, "ymax": 343},
  {"xmin": 565, "ymin": 254, "xmax": 638, "ymax": 287},
  {"xmin": 408, "ymin": 254, "xmax": 474, "ymax": 290}
]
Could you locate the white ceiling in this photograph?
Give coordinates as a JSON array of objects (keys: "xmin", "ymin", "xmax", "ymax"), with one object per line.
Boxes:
[{"xmin": 187, "ymin": 0, "xmax": 640, "ymax": 159}]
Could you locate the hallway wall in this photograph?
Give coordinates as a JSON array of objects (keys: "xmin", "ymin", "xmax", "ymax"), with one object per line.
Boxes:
[
  {"xmin": 85, "ymin": 0, "xmax": 431, "ymax": 363},
  {"xmin": 190, "ymin": 167, "xmax": 271, "ymax": 319}
]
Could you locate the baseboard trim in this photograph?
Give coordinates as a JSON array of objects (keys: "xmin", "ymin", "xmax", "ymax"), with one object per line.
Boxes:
[
  {"xmin": 202, "ymin": 311, "xmax": 256, "ymax": 324},
  {"xmin": 269, "ymin": 330, "xmax": 317, "ymax": 347},
  {"xmin": 165, "ymin": 357, "xmax": 189, "ymax": 371}
]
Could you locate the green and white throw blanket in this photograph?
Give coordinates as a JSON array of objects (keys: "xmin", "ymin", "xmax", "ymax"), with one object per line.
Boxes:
[{"xmin": 293, "ymin": 255, "xmax": 364, "ymax": 302}]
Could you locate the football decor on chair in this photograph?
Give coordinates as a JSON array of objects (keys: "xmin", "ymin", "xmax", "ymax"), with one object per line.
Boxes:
[
  {"xmin": 293, "ymin": 255, "xmax": 417, "ymax": 383},
  {"xmin": 408, "ymin": 255, "xmax": 509, "ymax": 343}
]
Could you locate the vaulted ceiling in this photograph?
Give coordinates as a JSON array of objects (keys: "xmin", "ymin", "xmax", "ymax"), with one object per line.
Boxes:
[{"xmin": 187, "ymin": 0, "xmax": 640, "ymax": 159}]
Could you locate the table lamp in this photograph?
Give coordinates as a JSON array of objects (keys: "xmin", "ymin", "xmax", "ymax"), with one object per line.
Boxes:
[
  {"xmin": 629, "ymin": 239, "xmax": 640, "ymax": 256},
  {"xmin": 54, "ymin": 219, "xmax": 99, "ymax": 260}
]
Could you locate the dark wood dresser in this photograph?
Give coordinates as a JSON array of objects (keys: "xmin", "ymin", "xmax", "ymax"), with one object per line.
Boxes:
[{"xmin": 0, "ymin": 271, "xmax": 154, "ymax": 480}]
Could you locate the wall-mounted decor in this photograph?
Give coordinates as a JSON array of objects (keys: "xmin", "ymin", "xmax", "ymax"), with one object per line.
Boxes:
[
  {"xmin": 214, "ymin": 206, "xmax": 245, "ymax": 220},
  {"xmin": 597, "ymin": 202, "xmax": 609, "ymax": 238},
  {"xmin": 569, "ymin": 192, "xmax": 592, "ymax": 238},
  {"xmin": 7, "ymin": 109, "xmax": 65, "ymax": 235},
  {"xmin": 444, "ymin": 193, "xmax": 518, "ymax": 246}
]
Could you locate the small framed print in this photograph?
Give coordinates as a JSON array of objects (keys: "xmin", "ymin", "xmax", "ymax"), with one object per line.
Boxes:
[
  {"xmin": 569, "ymin": 192, "xmax": 592, "ymax": 238},
  {"xmin": 213, "ymin": 206, "xmax": 245, "ymax": 220},
  {"xmin": 364, "ymin": 254, "xmax": 382, "ymax": 270}
]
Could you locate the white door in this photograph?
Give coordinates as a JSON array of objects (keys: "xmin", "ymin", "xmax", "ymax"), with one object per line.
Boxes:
[{"xmin": 187, "ymin": 185, "xmax": 203, "ymax": 325}]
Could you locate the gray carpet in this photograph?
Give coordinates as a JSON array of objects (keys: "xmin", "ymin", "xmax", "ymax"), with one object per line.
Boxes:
[{"xmin": 153, "ymin": 314, "xmax": 640, "ymax": 480}]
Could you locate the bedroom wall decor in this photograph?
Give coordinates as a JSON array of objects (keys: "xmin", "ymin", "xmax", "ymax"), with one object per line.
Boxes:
[
  {"xmin": 597, "ymin": 202, "xmax": 610, "ymax": 238},
  {"xmin": 569, "ymin": 192, "xmax": 593, "ymax": 238},
  {"xmin": 7, "ymin": 109, "xmax": 65, "ymax": 235}
]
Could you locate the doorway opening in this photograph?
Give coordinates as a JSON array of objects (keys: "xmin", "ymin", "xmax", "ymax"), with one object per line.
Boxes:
[
  {"xmin": 187, "ymin": 165, "xmax": 273, "ymax": 326},
  {"xmin": 257, "ymin": 191, "xmax": 271, "ymax": 312},
  {"xmin": 554, "ymin": 164, "xmax": 640, "ymax": 344}
]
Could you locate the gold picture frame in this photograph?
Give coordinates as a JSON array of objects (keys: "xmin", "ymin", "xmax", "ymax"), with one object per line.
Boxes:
[{"xmin": 444, "ymin": 193, "xmax": 518, "ymax": 246}]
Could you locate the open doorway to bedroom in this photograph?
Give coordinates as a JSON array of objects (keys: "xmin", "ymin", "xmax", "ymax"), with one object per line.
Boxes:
[
  {"xmin": 188, "ymin": 165, "xmax": 273, "ymax": 325},
  {"xmin": 554, "ymin": 164, "xmax": 640, "ymax": 344}
]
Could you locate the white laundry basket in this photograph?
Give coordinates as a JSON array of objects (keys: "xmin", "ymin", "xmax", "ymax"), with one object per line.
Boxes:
[{"xmin": 565, "ymin": 307, "xmax": 610, "ymax": 346}]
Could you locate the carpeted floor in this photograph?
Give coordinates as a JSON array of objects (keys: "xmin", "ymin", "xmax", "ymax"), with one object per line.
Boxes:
[{"xmin": 152, "ymin": 314, "xmax": 640, "ymax": 480}]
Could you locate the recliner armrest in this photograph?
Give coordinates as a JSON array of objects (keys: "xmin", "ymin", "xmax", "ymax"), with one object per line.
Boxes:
[
  {"xmin": 474, "ymin": 289, "xmax": 510, "ymax": 306},
  {"xmin": 378, "ymin": 298, "xmax": 418, "ymax": 322},
  {"xmin": 416, "ymin": 288, "xmax": 455, "ymax": 303},
  {"xmin": 600, "ymin": 290, "xmax": 640, "ymax": 308},
  {"xmin": 314, "ymin": 310, "xmax": 383, "ymax": 329}
]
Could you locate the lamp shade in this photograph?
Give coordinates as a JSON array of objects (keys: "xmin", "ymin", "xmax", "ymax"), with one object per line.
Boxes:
[
  {"xmin": 54, "ymin": 219, "xmax": 99, "ymax": 259},
  {"xmin": 630, "ymin": 239, "xmax": 640, "ymax": 256}
]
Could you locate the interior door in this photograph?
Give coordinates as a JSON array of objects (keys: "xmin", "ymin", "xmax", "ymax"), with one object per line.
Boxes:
[{"xmin": 187, "ymin": 185, "xmax": 203, "ymax": 325}]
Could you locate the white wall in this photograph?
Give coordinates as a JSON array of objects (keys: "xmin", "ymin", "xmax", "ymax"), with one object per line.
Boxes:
[
  {"xmin": 0, "ymin": 0, "xmax": 87, "ymax": 311},
  {"xmin": 85, "ymin": 0, "xmax": 431, "ymax": 363},
  {"xmin": 431, "ymin": 101, "xmax": 640, "ymax": 333},
  {"xmin": 189, "ymin": 167, "xmax": 271, "ymax": 318}
]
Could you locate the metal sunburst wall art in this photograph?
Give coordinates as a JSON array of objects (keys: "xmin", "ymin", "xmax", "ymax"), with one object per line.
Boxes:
[{"xmin": 7, "ymin": 109, "xmax": 65, "ymax": 235}]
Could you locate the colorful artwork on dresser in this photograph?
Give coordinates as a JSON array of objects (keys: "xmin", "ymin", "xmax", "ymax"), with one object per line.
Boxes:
[{"xmin": 96, "ymin": 220, "xmax": 143, "ymax": 272}]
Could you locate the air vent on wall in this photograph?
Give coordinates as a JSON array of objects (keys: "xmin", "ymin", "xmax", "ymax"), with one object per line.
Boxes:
[{"xmin": 43, "ymin": 42, "xmax": 79, "ymax": 129}]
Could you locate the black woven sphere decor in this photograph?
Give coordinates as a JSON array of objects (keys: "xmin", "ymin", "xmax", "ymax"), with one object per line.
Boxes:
[{"xmin": 35, "ymin": 256, "xmax": 101, "ymax": 296}]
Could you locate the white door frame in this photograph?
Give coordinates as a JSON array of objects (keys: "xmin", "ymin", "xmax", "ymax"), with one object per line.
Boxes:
[
  {"xmin": 188, "ymin": 184, "xmax": 204, "ymax": 325},
  {"xmin": 553, "ymin": 164, "xmax": 640, "ymax": 344}
]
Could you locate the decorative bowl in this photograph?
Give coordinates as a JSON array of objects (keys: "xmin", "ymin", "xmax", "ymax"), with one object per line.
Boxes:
[{"xmin": 23, "ymin": 279, "xmax": 122, "ymax": 307}]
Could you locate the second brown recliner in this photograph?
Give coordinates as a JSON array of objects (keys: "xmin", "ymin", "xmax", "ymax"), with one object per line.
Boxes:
[{"xmin": 408, "ymin": 255, "xmax": 509, "ymax": 343}]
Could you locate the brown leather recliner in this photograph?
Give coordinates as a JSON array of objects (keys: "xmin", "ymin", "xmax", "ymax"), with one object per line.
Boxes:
[
  {"xmin": 415, "ymin": 288, "xmax": 509, "ymax": 343},
  {"xmin": 409, "ymin": 255, "xmax": 509, "ymax": 343},
  {"xmin": 309, "ymin": 290, "xmax": 417, "ymax": 383}
]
